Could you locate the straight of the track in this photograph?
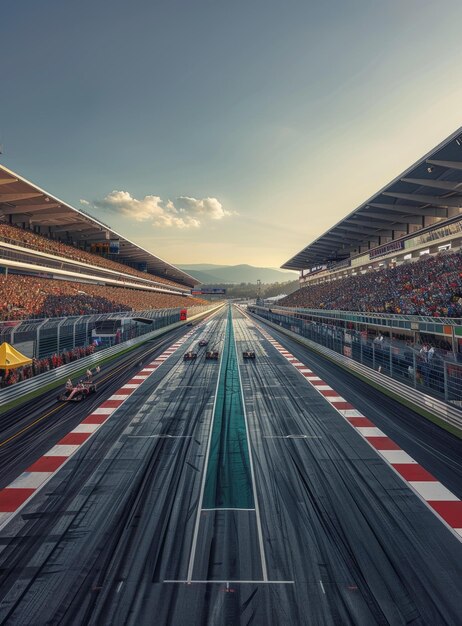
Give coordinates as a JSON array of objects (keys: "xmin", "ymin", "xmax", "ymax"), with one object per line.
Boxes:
[{"xmin": 0, "ymin": 305, "xmax": 461, "ymax": 625}]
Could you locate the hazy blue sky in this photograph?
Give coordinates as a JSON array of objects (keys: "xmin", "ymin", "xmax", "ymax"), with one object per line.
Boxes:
[{"xmin": 2, "ymin": 0, "xmax": 462, "ymax": 266}]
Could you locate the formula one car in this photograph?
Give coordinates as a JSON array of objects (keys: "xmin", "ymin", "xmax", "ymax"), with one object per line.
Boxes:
[
  {"xmin": 184, "ymin": 351, "xmax": 197, "ymax": 361},
  {"xmin": 242, "ymin": 350, "xmax": 256, "ymax": 359},
  {"xmin": 57, "ymin": 380, "xmax": 97, "ymax": 402},
  {"xmin": 198, "ymin": 339, "xmax": 209, "ymax": 347},
  {"xmin": 205, "ymin": 351, "xmax": 219, "ymax": 360}
]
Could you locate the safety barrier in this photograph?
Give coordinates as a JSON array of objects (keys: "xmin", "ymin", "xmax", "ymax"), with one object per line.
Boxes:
[
  {"xmin": 249, "ymin": 310, "xmax": 462, "ymax": 434},
  {"xmin": 0, "ymin": 303, "xmax": 224, "ymax": 412}
]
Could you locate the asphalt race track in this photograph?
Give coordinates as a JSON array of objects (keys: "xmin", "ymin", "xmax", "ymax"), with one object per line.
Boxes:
[{"xmin": 0, "ymin": 305, "xmax": 461, "ymax": 625}]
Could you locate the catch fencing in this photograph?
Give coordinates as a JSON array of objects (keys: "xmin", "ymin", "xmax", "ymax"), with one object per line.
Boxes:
[
  {"xmin": 0, "ymin": 303, "xmax": 223, "ymax": 411},
  {"xmin": 0, "ymin": 305, "xmax": 212, "ymax": 360},
  {"xmin": 250, "ymin": 305, "xmax": 462, "ymax": 411}
]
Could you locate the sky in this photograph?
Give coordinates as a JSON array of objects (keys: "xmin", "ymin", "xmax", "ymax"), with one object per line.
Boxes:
[{"xmin": 2, "ymin": 0, "xmax": 462, "ymax": 268}]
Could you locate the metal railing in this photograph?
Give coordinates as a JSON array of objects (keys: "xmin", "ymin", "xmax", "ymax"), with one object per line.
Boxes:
[
  {"xmin": 0, "ymin": 303, "xmax": 223, "ymax": 411},
  {"xmin": 250, "ymin": 305, "xmax": 462, "ymax": 409},
  {"xmin": 262, "ymin": 304, "xmax": 462, "ymax": 335},
  {"xmin": 249, "ymin": 308, "xmax": 462, "ymax": 432},
  {"xmin": 0, "ymin": 304, "xmax": 214, "ymax": 360}
]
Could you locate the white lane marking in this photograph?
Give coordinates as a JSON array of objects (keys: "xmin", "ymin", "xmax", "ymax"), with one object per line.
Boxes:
[
  {"xmin": 0, "ymin": 513, "xmax": 11, "ymax": 527},
  {"xmin": 8, "ymin": 472, "xmax": 53, "ymax": 489},
  {"xmin": 121, "ymin": 384, "xmax": 138, "ymax": 389},
  {"xmin": 72, "ymin": 424, "xmax": 100, "ymax": 433},
  {"xmin": 319, "ymin": 580, "xmax": 326, "ymax": 594},
  {"xmin": 116, "ymin": 581, "xmax": 124, "ymax": 593},
  {"xmin": 110, "ymin": 395, "xmax": 131, "ymax": 401},
  {"xmin": 128, "ymin": 435, "xmax": 192, "ymax": 439},
  {"xmin": 355, "ymin": 427, "xmax": 386, "ymax": 437},
  {"xmin": 187, "ymin": 314, "xmax": 228, "ymax": 583},
  {"xmin": 377, "ymin": 450, "xmax": 417, "ymax": 464},
  {"xmin": 263, "ymin": 435, "xmax": 322, "ymax": 439},
  {"xmin": 314, "ymin": 385, "xmax": 332, "ymax": 391},
  {"xmin": 92, "ymin": 407, "xmax": 114, "ymax": 415},
  {"xmin": 46, "ymin": 444, "xmax": 80, "ymax": 456},
  {"xmin": 409, "ymin": 482, "xmax": 459, "ymax": 501},
  {"xmin": 339, "ymin": 410, "xmax": 363, "ymax": 418},
  {"xmin": 324, "ymin": 396, "xmax": 345, "ymax": 403},
  {"xmin": 201, "ymin": 508, "xmax": 256, "ymax": 511},
  {"xmin": 233, "ymin": 311, "xmax": 268, "ymax": 582},
  {"xmin": 164, "ymin": 580, "xmax": 295, "ymax": 584}
]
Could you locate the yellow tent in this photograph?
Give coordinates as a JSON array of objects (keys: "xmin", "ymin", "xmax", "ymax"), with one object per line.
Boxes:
[{"xmin": 0, "ymin": 342, "xmax": 32, "ymax": 370}]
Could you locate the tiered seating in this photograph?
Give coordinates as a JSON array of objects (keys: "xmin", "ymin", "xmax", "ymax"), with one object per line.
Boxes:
[
  {"xmin": 0, "ymin": 223, "xmax": 184, "ymax": 289},
  {"xmin": 280, "ymin": 251, "xmax": 462, "ymax": 317},
  {"xmin": 0, "ymin": 275, "xmax": 206, "ymax": 320}
]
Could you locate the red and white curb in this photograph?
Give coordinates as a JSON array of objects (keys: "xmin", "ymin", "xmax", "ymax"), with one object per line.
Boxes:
[
  {"xmin": 254, "ymin": 322, "xmax": 462, "ymax": 541},
  {"xmin": 0, "ymin": 325, "xmax": 202, "ymax": 531}
]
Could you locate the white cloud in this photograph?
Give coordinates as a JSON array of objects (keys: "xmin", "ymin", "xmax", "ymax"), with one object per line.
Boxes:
[
  {"xmin": 79, "ymin": 198, "xmax": 90, "ymax": 206},
  {"xmin": 90, "ymin": 190, "xmax": 231, "ymax": 229},
  {"xmin": 174, "ymin": 196, "xmax": 231, "ymax": 220}
]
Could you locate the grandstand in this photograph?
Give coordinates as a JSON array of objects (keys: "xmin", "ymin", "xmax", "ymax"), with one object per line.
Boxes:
[
  {"xmin": 282, "ymin": 127, "xmax": 462, "ymax": 317},
  {"xmin": 0, "ymin": 164, "xmax": 205, "ymax": 321}
]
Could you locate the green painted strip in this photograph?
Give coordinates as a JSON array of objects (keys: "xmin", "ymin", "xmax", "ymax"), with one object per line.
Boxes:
[{"xmin": 203, "ymin": 307, "xmax": 254, "ymax": 509}]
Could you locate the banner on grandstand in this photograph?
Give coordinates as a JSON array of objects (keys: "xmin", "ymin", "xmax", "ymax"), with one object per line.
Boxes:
[
  {"xmin": 369, "ymin": 239, "xmax": 404, "ymax": 259},
  {"xmin": 301, "ymin": 264, "xmax": 328, "ymax": 277},
  {"xmin": 90, "ymin": 241, "xmax": 109, "ymax": 255},
  {"xmin": 192, "ymin": 288, "xmax": 226, "ymax": 295},
  {"xmin": 109, "ymin": 240, "xmax": 120, "ymax": 254},
  {"xmin": 137, "ymin": 262, "xmax": 148, "ymax": 272}
]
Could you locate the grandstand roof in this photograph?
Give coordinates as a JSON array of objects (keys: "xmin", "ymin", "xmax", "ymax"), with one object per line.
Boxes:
[
  {"xmin": 0, "ymin": 164, "xmax": 198, "ymax": 287},
  {"xmin": 282, "ymin": 127, "xmax": 462, "ymax": 270}
]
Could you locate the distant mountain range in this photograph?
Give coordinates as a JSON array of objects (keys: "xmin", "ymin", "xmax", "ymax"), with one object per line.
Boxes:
[{"xmin": 178, "ymin": 263, "xmax": 297, "ymax": 285}]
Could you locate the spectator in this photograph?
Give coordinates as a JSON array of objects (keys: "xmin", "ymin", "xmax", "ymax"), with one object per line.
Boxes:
[
  {"xmin": 280, "ymin": 251, "xmax": 462, "ymax": 318},
  {"xmin": 0, "ymin": 342, "xmax": 105, "ymax": 388},
  {"xmin": 0, "ymin": 274, "xmax": 206, "ymax": 321},
  {"xmin": 0, "ymin": 222, "xmax": 184, "ymax": 289}
]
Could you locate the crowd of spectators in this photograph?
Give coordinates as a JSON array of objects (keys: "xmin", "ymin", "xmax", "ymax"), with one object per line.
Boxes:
[
  {"xmin": 0, "ymin": 344, "xmax": 95, "ymax": 387},
  {"xmin": 0, "ymin": 222, "xmax": 185, "ymax": 289},
  {"xmin": 280, "ymin": 251, "xmax": 462, "ymax": 317},
  {"xmin": 0, "ymin": 274, "xmax": 206, "ymax": 321}
]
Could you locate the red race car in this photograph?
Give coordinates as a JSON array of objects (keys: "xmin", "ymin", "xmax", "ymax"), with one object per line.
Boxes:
[{"xmin": 57, "ymin": 379, "xmax": 97, "ymax": 402}]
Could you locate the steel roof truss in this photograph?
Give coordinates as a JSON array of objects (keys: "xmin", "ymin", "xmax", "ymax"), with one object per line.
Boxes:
[
  {"xmin": 383, "ymin": 191, "xmax": 462, "ymax": 208},
  {"xmin": 401, "ymin": 178, "xmax": 462, "ymax": 192},
  {"xmin": 0, "ymin": 203, "xmax": 61, "ymax": 215}
]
